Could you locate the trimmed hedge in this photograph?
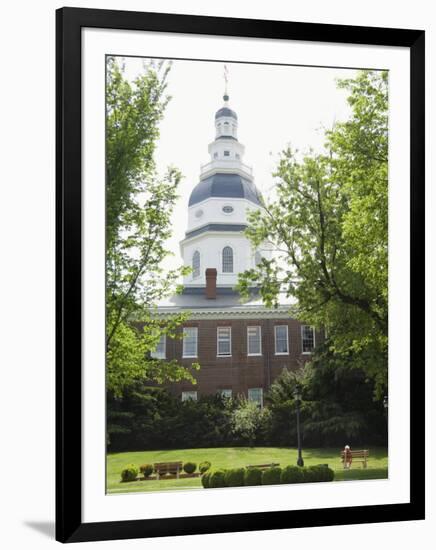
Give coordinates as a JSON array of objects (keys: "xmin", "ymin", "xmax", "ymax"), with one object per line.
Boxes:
[
  {"xmin": 121, "ymin": 464, "xmax": 138, "ymax": 482},
  {"xmin": 224, "ymin": 468, "xmax": 245, "ymax": 487},
  {"xmin": 183, "ymin": 462, "xmax": 197, "ymax": 474},
  {"xmin": 261, "ymin": 467, "xmax": 282, "ymax": 486},
  {"xmin": 244, "ymin": 467, "xmax": 262, "ymax": 486},
  {"xmin": 199, "ymin": 461, "xmax": 212, "ymax": 474},
  {"xmin": 200, "ymin": 464, "xmax": 335, "ymax": 489},
  {"xmin": 280, "ymin": 466, "xmax": 305, "ymax": 484},
  {"xmin": 201, "ymin": 471, "xmax": 212, "ymax": 488},
  {"xmin": 139, "ymin": 464, "xmax": 153, "ymax": 478},
  {"xmin": 209, "ymin": 470, "xmax": 227, "ymax": 488}
]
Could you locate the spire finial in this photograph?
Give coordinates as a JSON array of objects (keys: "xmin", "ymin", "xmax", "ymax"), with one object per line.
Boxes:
[{"xmin": 223, "ymin": 64, "xmax": 229, "ymax": 102}]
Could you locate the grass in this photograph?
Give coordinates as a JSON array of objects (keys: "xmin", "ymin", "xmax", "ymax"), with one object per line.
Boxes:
[{"xmin": 107, "ymin": 447, "xmax": 388, "ymax": 494}]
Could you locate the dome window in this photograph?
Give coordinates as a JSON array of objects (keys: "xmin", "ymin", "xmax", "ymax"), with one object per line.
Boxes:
[
  {"xmin": 224, "ymin": 150, "xmax": 230, "ymax": 157},
  {"xmin": 195, "ymin": 209, "xmax": 203, "ymax": 218},
  {"xmin": 222, "ymin": 246, "xmax": 234, "ymax": 273},
  {"xmin": 222, "ymin": 205, "xmax": 234, "ymax": 214},
  {"xmin": 192, "ymin": 251, "xmax": 200, "ymax": 279}
]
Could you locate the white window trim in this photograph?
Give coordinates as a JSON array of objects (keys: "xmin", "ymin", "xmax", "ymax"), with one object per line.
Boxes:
[
  {"xmin": 217, "ymin": 326, "xmax": 232, "ymax": 357},
  {"xmin": 274, "ymin": 325, "xmax": 289, "ymax": 355},
  {"xmin": 150, "ymin": 334, "xmax": 166, "ymax": 359},
  {"xmin": 181, "ymin": 391, "xmax": 198, "ymax": 402},
  {"xmin": 221, "ymin": 245, "xmax": 234, "ymax": 273},
  {"xmin": 301, "ymin": 325, "xmax": 315, "ymax": 355},
  {"xmin": 247, "ymin": 326, "xmax": 262, "ymax": 356},
  {"xmin": 248, "ymin": 387, "xmax": 264, "ymax": 408},
  {"xmin": 182, "ymin": 327, "xmax": 198, "ymax": 358},
  {"xmin": 192, "ymin": 250, "xmax": 200, "ymax": 280},
  {"xmin": 218, "ymin": 389, "xmax": 232, "ymax": 399}
]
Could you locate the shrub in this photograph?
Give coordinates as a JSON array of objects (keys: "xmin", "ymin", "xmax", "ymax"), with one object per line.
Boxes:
[
  {"xmin": 244, "ymin": 467, "xmax": 262, "ymax": 486},
  {"xmin": 261, "ymin": 467, "xmax": 282, "ymax": 486},
  {"xmin": 302, "ymin": 466, "xmax": 318, "ymax": 483},
  {"xmin": 121, "ymin": 464, "xmax": 138, "ymax": 482},
  {"xmin": 280, "ymin": 466, "xmax": 304, "ymax": 485},
  {"xmin": 183, "ymin": 462, "xmax": 197, "ymax": 475},
  {"xmin": 201, "ymin": 471, "xmax": 212, "ymax": 488},
  {"xmin": 209, "ymin": 470, "xmax": 227, "ymax": 488},
  {"xmin": 323, "ymin": 466, "xmax": 335, "ymax": 482},
  {"xmin": 224, "ymin": 468, "xmax": 245, "ymax": 487},
  {"xmin": 139, "ymin": 464, "xmax": 153, "ymax": 478},
  {"xmin": 199, "ymin": 461, "xmax": 211, "ymax": 474}
]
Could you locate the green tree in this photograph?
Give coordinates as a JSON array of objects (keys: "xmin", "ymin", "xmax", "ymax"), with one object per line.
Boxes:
[
  {"xmin": 238, "ymin": 71, "xmax": 388, "ymax": 395},
  {"xmin": 106, "ymin": 57, "xmax": 197, "ymax": 396},
  {"xmin": 266, "ymin": 352, "xmax": 387, "ymax": 448},
  {"xmin": 230, "ymin": 398, "xmax": 271, "ymax": 446}
]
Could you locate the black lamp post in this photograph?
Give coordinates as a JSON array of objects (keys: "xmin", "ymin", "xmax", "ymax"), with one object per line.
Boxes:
[{"xmin": 293, "ymin": 384, "xmax": 304, "ymax": 467}]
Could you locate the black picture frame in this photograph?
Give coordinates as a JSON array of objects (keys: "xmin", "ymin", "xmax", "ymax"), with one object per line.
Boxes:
[{"xmin": 56, "ymin": 7, "xmax": 425, "ymax": 543}]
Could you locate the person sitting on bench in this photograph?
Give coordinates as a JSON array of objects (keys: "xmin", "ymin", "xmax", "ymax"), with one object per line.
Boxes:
[{"xmin": 343, "ymin": 445, "xmax": 352, "ymax": 469}]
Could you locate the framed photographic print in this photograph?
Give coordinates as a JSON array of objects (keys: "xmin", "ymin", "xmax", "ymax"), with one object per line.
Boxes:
[{"xmin": 56, "ymin": 7, "xmax": 425, "ymax": 543}]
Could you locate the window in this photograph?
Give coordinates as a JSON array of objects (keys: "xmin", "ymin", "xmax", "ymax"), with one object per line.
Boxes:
[
  {"xmin": 150, "ymin": 334, "xmax": 166, "ymax": 359},
  {"xmin": 181, "ymin": 391, "xmax": 197, "ymax": 402},
  {"xmin": 254, "ymin": 251, "xmax": 262, "ymax": 266},
  {"xmin": 248, "ymin": 388, "xmax": 263, "ymax": 407},
  {"xmin": 275, "ymin": 325, "xmax": 289, "ymax": 355},
  {"xmin": 224, "ymin": 150, "xmax": 230, "ymax": 156},
  {"xmin": 217, "ymin": 327, "xmax": 231, "ymax": 356},
  {"xmin": 183, "ymin": 327, "xmax": 198, "ymax": 358},
  {"xmin": 222, "ymin": 246, "xmax": 233, "ymax": 272},
  {"xmin": 301, "ymin": 325, "xmax": 315, "ymax": 354},
  {"xmin": 247, "ymin": 326, "xmax": 262, "ymax": 355},
  {"xmin": 214, "ymin": 152, "xmax": 218, "ymax": 159},
  {"xmin": 192, "ymin": 250, "xmax": 200, "ymax": 279},
  {"xmin": 222, "ymin": 205, "xmax": 234, "ymax": 214},
  {"xmin": 218, "ymin": 389, "xmax": 232, "ymax": 399}
]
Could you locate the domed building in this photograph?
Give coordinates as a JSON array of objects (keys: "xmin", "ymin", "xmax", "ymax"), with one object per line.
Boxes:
[{"xmin": 155, "ymin": 93, "xmax": 320, "ymax": 405}]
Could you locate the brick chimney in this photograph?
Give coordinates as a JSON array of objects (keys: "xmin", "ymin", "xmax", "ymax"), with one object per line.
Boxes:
[{"xmin": 205, "ymin": 268, "xmax": 217, "ymax": 299}]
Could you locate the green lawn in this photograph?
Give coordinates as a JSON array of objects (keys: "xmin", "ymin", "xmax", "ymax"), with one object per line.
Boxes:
[{"xmin": 107, "ymin": 447, "xmax": 388, "ymax": 494}]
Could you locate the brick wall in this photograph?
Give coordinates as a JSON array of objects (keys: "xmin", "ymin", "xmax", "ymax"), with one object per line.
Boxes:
[{"xmin": 163, "ymin": 318, "xmax": 322, "ymax": 399}]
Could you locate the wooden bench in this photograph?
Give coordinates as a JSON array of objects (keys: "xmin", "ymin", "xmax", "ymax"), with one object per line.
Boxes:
[
  {"xmin": 246, "ymin": 463, "xmax": 280, "ymax": 470},
  {"xmin": 154, "ymin": 461, "xmax": 183, "ymax": 480},
  {"xmin": 340, "ymin": 449, "xmax": 369, "ymax": 469}
]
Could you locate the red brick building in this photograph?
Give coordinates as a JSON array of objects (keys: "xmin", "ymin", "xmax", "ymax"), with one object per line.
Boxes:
[{"xmin": 153, "ymin": 91, "xmax": 320, "ymax": 405}]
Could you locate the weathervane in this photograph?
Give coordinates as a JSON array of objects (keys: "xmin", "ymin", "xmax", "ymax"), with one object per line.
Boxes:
[{"xmin": 224, "ymin": 64, "xmax": 229, "ymax": 99}]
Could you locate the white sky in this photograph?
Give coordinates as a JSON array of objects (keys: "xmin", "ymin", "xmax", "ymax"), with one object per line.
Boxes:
[{"xmin": 119, "ymin": 57, "xmax": 358, "ymax": 271}]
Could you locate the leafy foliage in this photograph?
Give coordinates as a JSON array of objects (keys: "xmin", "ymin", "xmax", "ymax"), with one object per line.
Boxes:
[
  {"xmin": 199, "ymin": 461, "xmax": 212, "ymax": 474},
  {"xmin": 201, "ymin": 471, "xmax": 212, "ymax": 488},
  {"xmin": 244, "ymin": 467, "xmax": 262, "ymax": 486},
  {"xmin": 139, "ymin": 463, "xmax": 154, "ymax": 477},
  {"xmin": 261, "ymin": 467, "xmax": 282, "ymax": 485},
  {"xmin": 230, "ymin": 398, "xmax": 271, "ymax": 446},
  {"xmin": 183, "ymin": 462, "xmax": 197, "ymax": 474},
  {"xmin": 106, "ymin": 57, "xmax": 197, "ymax": 397},
  {"xmin": 107, "ymin": 383, "xmax": 239, "ymax": 451},
  {"xmin": 266, "ymin": 351, "xmax": 387, "ymax": 448},
  {"xmin": 121, "ymin": 464, "xmax": 138, "ymax": 482},
  {"xmin": 209, "ymin": 470, "xmax": 227, "ymax": 488},
  {"xmin": 238, "ymin": 71, "xmax": 388, "ymax": 396},
  {"xmin": 224, "ymin": 468, "xmax": 245, "ymax": 487},
  {"xmin": 280, "ymin": 465, "xmax": 305, "ymax": 484}
]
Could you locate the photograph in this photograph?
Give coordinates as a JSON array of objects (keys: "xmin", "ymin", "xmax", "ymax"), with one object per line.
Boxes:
[{"xmin": 105, "ymin": 56, "xmax": 389, "ymax": 495}]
